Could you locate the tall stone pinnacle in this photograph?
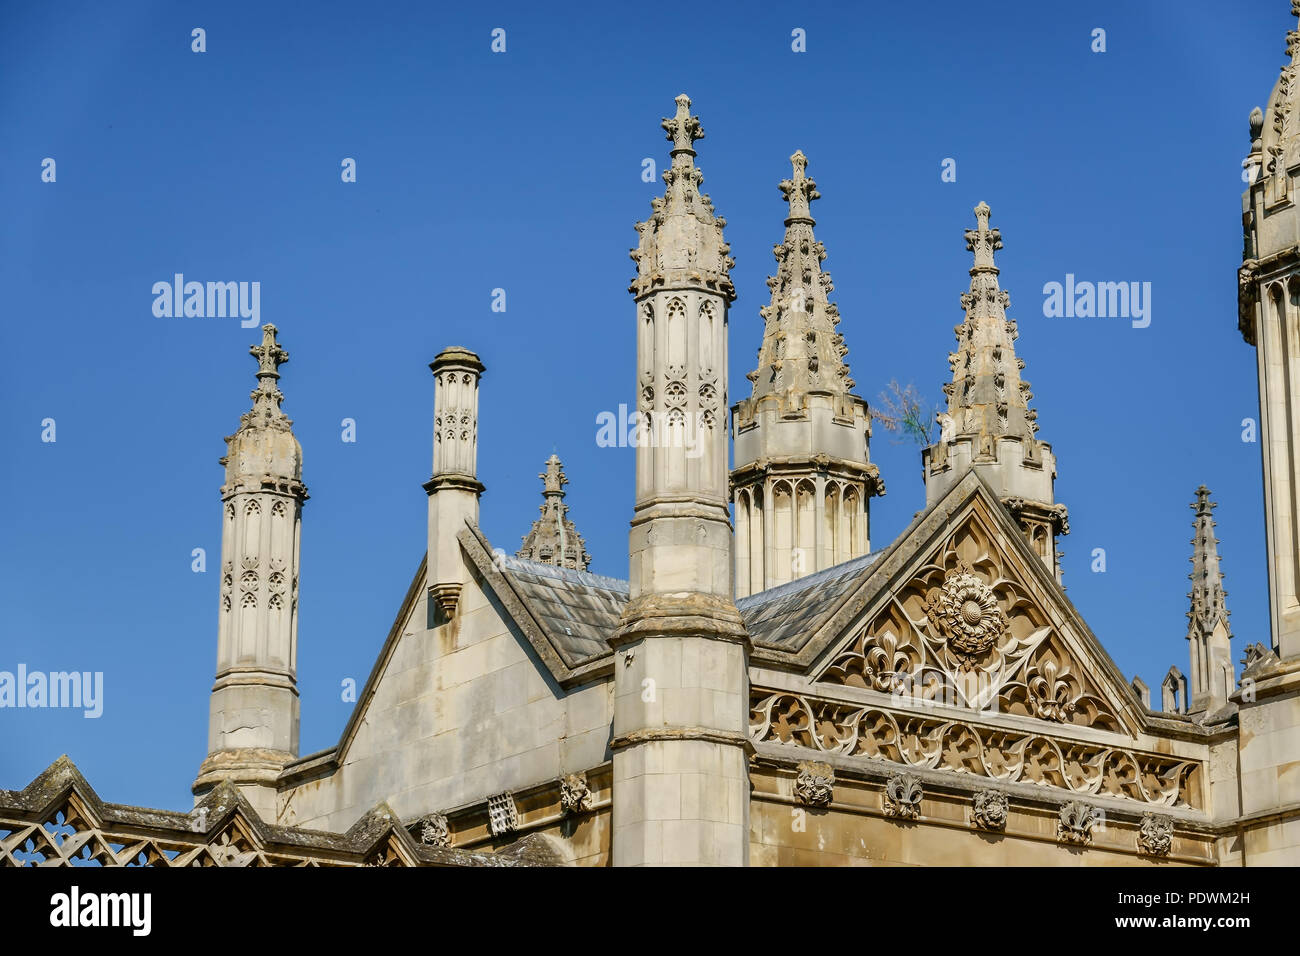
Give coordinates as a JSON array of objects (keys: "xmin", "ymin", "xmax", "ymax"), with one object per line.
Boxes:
[
  {"xmin": 945, "ymin": 202, "xmax": 1038, "ymax": 446},
  {"xmin": 516, "ymin": 453, "xmax": 591, "ymax": 571},
  {"xmin": 1183, "ymin": 485, "xmax": 1233, "ymax": 713},
  {"xmin": 924, "ymin": 203, "xmax": 1065, "ymax": 580},
  {"xmin": 743, "ymin": 150, "xmax": 854, "ymax": 407},
  {"xmin": 1188, "ymin": 486, "xmax": 1231, "ymax": 641}
]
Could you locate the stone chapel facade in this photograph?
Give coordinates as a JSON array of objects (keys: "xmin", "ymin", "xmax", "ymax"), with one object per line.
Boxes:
[{"xmin": 5, "ymin": 10, "xmax": 1300, "ymax": 868}]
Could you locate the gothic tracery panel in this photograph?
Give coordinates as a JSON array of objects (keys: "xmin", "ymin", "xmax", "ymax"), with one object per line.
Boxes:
[{"xmin": 818, "ymin": 516, "xmax": 1123, "ymax": 732}]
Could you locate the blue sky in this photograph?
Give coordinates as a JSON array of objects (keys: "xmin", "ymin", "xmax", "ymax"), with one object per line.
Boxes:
[{"xmin": 0, "ymin": 0, "xmax": 1282, "ymax": 811}]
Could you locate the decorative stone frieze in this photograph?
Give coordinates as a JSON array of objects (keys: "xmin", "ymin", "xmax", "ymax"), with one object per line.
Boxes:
[{"xmin": 750, "ymin": 690, "xmax": 1198, "ymax": 809}]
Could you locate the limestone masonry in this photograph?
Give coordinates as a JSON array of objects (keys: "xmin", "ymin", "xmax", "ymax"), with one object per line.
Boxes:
[{"xmin": 6, "ymin": 9, "xmax": 1300, "ymax": 868}]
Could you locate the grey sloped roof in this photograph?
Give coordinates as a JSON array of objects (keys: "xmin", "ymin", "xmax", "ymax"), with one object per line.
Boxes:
[
  {"xmin": 495, "ymin": 550, "xmax": 883, "ymax": 663},
  {"xmin": 736, "ymin": 551, "xmax": 883, "ymax": 651},
  {"xmin": 498, "ymin": 555, "xmax": 628, "ymax": 667}
]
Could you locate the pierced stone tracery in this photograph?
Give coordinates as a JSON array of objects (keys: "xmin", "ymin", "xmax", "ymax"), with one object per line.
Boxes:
[{"xmin": 820, "ymin": 518, "xmax": 1120, "ymax": 730}]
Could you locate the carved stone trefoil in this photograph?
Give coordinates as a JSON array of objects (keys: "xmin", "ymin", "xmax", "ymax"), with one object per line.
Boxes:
[
  {"xmin": 794, "ymin": 761, "xmax": 835, "ymax": 808},
  {"xmin": 1057, "ymin": 800, "xmax": 1102, "ymax": 845},
  {"xmin": 1138, "ymin": 813, "xmax": 1174, "ymax": 857},
  {"xmin": 882, "ymin": 772, "xmax": 922, "ymax": 820},
  {"xmin": 415, "ymin": 813, "xmax": 451, "ymax": 848},
  {"xmin": 971, "ymin": 788, "xmax": 1008, "ymax": 832},
  {"xmin": 924, "ymin": 563, "xmax": 1008, "ymax": 658},
  {"xmin": 487, "ymin": 792, "xmax": 518, "ymax": 838},
  {"xmin": 559, "ymin": 772, "xmax": 593, "ymax": 816}
]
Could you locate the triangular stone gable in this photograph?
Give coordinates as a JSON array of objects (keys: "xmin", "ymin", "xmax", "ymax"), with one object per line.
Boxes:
[{"xmin": 804, "ymin": 470, "xmax": 1146, "ymax": 736}]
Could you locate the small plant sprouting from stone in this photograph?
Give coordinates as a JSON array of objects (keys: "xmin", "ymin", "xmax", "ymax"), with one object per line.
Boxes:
[{"xmin": 871, "ymin": 380, "xmax": 940, "ymax": 448}]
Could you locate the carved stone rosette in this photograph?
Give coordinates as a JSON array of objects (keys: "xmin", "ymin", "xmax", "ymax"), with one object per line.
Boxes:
[
  {"xmin": 415, "ymin": 813, "xmax": 451, "ymax": 848},
  {"xmin": 559, "ymin": 772, "xmax": 593, "ymax": 816},
  {"xmin": 1057, "ymin": 800, "xmax": 1102, "ymax": 845},
  {"xmin": 924, "ymin": 562, "xmax": 1008, "ymax": 658},
  {"xmin": 971, "ymin": 789, "xmax": 1008, "ymax": 832},
  {"xmin": 882, "ymin": 773, "xmax": 922, "ymax": 820},
  {"xmin": 1137, "ymin": 812, "xmax": 1173, "ymax": 857},
  {"xmin": 793, "ymin": 761, "xmax": 835, "ymax": 808}
]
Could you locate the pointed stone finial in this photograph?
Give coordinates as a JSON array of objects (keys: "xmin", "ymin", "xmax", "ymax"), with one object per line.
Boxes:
[
  {"xmin": 516, "ymin": 453, "xmax": 590, "ymax": 571},
  {"xmin": 234, "ymin": 324, "xmax": 296, "ymax": 432},
  {"xmin": 739, "ymin": 150, "xmax": 857, "ymax": 405},
  {"xmin": 662, "ymin": 93, "xmax": 704, "ymax": 157},
  {"xmin": 251, "ymin": 323, "xmax": 288, "ymax": 379},
  {"xmin": 541, "ymin": 453, "xmax": 567, "ymax": 495},
  {"xmin": 631, "ymin": 94, "xmax": 734, "ymax": 299},
  {"xmin": 779, "ymin": 150, "xmax": 820, "ymax": 225},
  {"xmin": 965, "ymin": 201, "xmax": 1002, "ymax": 275},
  {"xmin": 1188, "ymin": 485, "xmax": 1230, "ymax": 637}
]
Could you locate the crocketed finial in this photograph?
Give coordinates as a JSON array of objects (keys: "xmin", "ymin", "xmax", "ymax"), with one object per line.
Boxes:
[
  {"xmin": 779, "ymin": 150, "xmax": 820, "ymax": 225},
  {"xmin": 662, "ymin": 93, "xmax": 704, "ymax": 157}
]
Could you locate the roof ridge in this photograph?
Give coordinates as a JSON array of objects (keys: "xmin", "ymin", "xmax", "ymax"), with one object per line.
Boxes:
[{"xmin": 501, "ymin": 553, "xmax": 629, "ymax": 593}]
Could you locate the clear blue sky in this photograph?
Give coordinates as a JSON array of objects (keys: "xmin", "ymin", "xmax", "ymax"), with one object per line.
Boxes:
[{"xmin": 0, "ymin": 0, "xmax": 1281, "ymax": 812}]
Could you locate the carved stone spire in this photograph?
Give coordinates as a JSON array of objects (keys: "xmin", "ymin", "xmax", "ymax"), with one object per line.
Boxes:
[
  {"xmin": 195, "ymin": 324, "xmax": 307, "ymax": 819},
  {"xmin": 731, "ymin": 151, "xmax": 881, "ymax": 597},
  {"xmin": 946, "ymin": 202, "xmax": 1037, "ymax": 445},
  {"xmin": 629, "ymin": 93, "xmax": 735, "ymax": 301},
  {"xmin": 1186, "ymin": 486, "xmax": 1233, "ymax": 713},
  {"xmin": 516, "ymin": 454, "xmax": 591, "ymax": 571},
  {"xmin": 743, "ymin": 150, "xmax": 854, "ymax": 406},
  {"xmin": 1189, "ymin": 486, "xmax": 1231, "ymax": 638},
  {"xmin": 924, "ymin": 204, "xmax": 1066, "ymax": 580}
]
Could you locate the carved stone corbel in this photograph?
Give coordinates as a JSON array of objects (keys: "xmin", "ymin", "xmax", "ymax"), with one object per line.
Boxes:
[
  {"xmin": 1137, "ymin": 813, "xmax": 1173, "ymax": 857},
  {"xmin": 1057, "ymin": 800, "xmax": 1101, "ymax": 845},
  {"xmin": 793, "ymin": 761, "xmax": 834, "ymax": 808},
  {"xmin": 882, "ymin": 773, "xmax": 922, "ymax": 820},
  {"xmin": 559, "ymin": 772, "xmax": 593, "ymax": 816},
  {"xmin": 971, "ymin": 789, "xmax": 1008, "ymax": 832}
]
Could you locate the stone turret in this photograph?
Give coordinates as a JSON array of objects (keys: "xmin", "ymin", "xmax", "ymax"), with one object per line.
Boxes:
[
  {"xmin": 1239, "ymin": 1, "xmax": 1300, "ymax": 660},
  {"xmin": 425, "ymin": 347, "xmax": 485, "ymax": 621},
  {"xmin": 1230, "ymin": 2, "xmax": 1300, "ymax": 865},
  {"xmin": 194, "ymin": 324, "xmax": 307, "ymax": 819},
  {"xmin": 613, "ymin": 94, "xmax": 750, "ymax": 867},
  {"xmin": 516, "ymin": 453, "xmax": 591, "ymax": 571},
  {"xmin": 1186, "ymin": 486, "xmax": 1233, "ymax": 713},
  {"xmin": 730, "ymin": 151, "xmax": 883, "ymax": 598},
  {"xmin": 923, "ymin": 202, "xmax": 1067, "ymax": 579}
]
